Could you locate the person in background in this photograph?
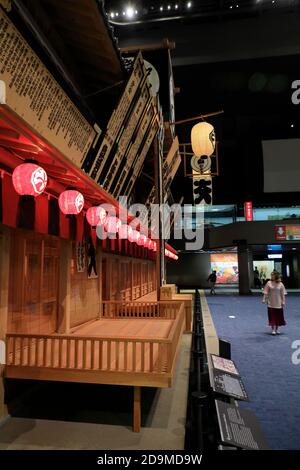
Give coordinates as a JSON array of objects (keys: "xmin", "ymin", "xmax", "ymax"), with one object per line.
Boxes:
[
  {"xmin": 262, "ymin": 271, "xmax": 287, "ymax": 335},
  {"xmin": 253, "ymin": 267, "xmax": 261, "ymax": 288},
  {"xmin": 207, "ymin": 270, "xmax": 217, "ymax": 295}
]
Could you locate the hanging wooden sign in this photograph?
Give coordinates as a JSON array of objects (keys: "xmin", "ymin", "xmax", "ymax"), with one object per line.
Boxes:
[
  {"xmin": 0, "ymin": 9, "xmax": 96, "ymax": 166},
  {"xmin": 86, "ymin": 53, "xmax": 147, "ymax": 182}
]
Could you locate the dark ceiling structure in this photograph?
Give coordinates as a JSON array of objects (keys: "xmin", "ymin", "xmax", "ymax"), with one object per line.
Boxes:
[{"xmin": 103, "ymin": 0, "xmax": 300, "ymax": 206}]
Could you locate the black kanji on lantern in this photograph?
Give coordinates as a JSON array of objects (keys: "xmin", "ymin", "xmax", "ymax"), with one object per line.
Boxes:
[{"xmin": 193, "ymin": 178, "xmax": 212, "ymax": 204}]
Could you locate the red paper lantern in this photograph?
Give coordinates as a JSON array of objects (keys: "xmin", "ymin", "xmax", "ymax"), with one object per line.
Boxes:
[
  {"xmin": 127, "ymin": 227, "xmax": 135, "ymax": 243},
  {"xmin": 86, "ymin": 206, "xmax": 106, "ymax": 228},
  {"xmin": 119, "ymin": 224, "xmax": 133, "ymax": 240},
  {"xmin": 12, "ymin": 162, "xmax": 47, "ymax": 197},
  {"xmin": 131, "ymin": 230, "xmax": 140, "ymax": 243},
  {"xmin": 58, "ymin": 190, "xmax": 84, "ymax": 215},
  {"xmin": 137, "ymin": 234, "xmax": 146, "ymax": 246},
  {"xmin": 104, "ymin": 215, "xmax": 121, "ymax": 234}
]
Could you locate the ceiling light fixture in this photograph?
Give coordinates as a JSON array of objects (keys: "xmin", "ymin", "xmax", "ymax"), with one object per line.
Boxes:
[{"xmin": 125, "ymin": 7, "xmax": 135, "ymax": 18}]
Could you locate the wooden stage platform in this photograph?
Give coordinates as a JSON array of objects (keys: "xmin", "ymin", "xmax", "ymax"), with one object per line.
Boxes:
[
  {"xmin": 5, "ymin": 301, "xmax": 185, "ymax": 388},
  {"xmin": 5, "ymin": 300, "xmax": 186, "ymax": 431}
]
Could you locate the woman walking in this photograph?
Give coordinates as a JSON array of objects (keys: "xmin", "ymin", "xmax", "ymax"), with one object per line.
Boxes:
[{"xmin": 262, "ymin": 271, "xmax": 287, "ymax": 335}]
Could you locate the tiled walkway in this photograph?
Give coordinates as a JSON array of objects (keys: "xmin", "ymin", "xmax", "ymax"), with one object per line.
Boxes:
[{"xmin": 206, "ymin": 292, "xmax": 300, "ymax": 450}]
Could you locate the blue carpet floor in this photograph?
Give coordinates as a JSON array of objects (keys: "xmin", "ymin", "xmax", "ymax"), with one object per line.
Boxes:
[{"xmin": 206, "ymin": 292, "xmax": 300, "ymax": 450}]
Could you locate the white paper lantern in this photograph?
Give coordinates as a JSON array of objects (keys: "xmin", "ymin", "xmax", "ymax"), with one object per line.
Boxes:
[
  {"xmin": 191, "ymin": 122, "xmax": 216, "ymax": 157},
  {"xmin": 144, "ymin": 60, "xmax": 160, "ymax": 96}
]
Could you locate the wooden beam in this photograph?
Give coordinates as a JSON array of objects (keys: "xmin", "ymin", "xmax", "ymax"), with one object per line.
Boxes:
[
  {"xmin": 170, "ymin": 110, "xmax": 224, "ymax": 126},
  {"xmin": 133, "ymin": 386, "xmax": 141, "ymax": 433},
  {"xmin": 121, "ymin": 38, "xmax": 176, "ymax": 53}
]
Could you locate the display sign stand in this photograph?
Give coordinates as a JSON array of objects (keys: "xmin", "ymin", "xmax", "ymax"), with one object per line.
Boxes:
[
  {"xmin": 215, "ymin": 400, "xmax": 269, "ymax": 450},
  {"xmin": 212, "ymin": 369, "xmax": 249, "ymax": 401}
]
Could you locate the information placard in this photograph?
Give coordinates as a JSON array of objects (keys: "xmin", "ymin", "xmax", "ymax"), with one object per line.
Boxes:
[
  {"xmin": 212, "ymin": 369, "xmax": 248, "ymax": 401},
  {"xmin": 215, "ymin": 400, "xmax": 269, "ymax": 450},
  {"xmin": 211, "ymin": 354, "xmax": 240, "ymax": 376}
]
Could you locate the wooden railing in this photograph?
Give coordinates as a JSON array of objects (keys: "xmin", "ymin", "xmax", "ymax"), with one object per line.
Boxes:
[
  {"xmin": 6, "ymin": 302, "xmax": 185, "ymax": 375},
  {"xmin": 101, "ymin": 300, "xmax": 183, "ymax": 320},
  {"xmin": 6, "ymin": 334, "xmax": 170, "ymax": 373}
]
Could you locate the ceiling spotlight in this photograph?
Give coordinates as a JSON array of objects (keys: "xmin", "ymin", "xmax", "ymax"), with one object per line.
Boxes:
[
  {"xmin": 230, "ymin": 5, "xmax": 233, "ymax": 9},
  {"xmin": 123, "ymin": 11, "xmax": 126, "ymax": 15},
  {"xmin": 125, "ymin": 7, "xmax": 135, "ymax": 18},
  {"xmin": 110, "ymin": 12, "xmax": 115, "ymax": 18},
  {"xmin": 187, "ymin": 1, "xmax": 192, "ymax": 7},
  {"xmin": 160, "ymin": 6, "xmax": 163, "ymax": 11},
  {"xmin": 115, "ymin": 12, "xmax": 119, "ymax": 16},
  {"xmin": 175, "ymin": 4, "xmax": 178, "ymax": 8},
  {"xmin": 168, "ymin": 5, "xmax": 171, "ymax": 10},
  {"xmin": 236, "ymin": 4, "xmax": 239, "ymax": 7},
  {"xmin": 291, "ymin": 124, "xmax": 295, "ymax": 128},
  {"xmin": 135, "ymin": 9, "xmax": 138, "ymax": 14}
]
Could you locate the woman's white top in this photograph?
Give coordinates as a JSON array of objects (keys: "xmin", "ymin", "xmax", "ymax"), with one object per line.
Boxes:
[{"xmin": 263, "ymin": 281, "xmax": 287, "ymax": 309}]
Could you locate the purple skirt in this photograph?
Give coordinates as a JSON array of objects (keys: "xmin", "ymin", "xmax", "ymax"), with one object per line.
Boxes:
[{"xmin": 268, "ymin": 307, "xmax": 286, "ymax": 327}]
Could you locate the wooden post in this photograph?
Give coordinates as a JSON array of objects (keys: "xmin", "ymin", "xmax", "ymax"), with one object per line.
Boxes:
[
  {"xmin": 153, "ymin": 137, "xmax": 164, "ymax": 301},
  {"xmin": 98, "ymin": 247, "xmax": 102, "ymax": 319},
  {"xmin": 133, "ymin": 386, "xmax": 141, "ymax": 433},
  {"xmin": 57, "ymin": 239, "xmax": 72, "ymax": 334},
  {"xmin": 0, "ymin": 225, "xmax": 10, "ymax": 421}
]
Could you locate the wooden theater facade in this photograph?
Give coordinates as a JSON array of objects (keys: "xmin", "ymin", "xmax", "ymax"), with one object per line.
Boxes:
[{"xmin": 0, "ymin": 1, "xmax": 187, "ymax": 431}]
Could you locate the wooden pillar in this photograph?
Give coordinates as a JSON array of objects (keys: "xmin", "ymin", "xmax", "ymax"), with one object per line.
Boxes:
[
  {"xmin": 57, "ymin": 239, "xmax": 72, "ymax": 334},
  {"xmin": 153, "ymin": 137, "xmax": 165, "ymax": 300},
  {"xmin": 130, "ymin": 259, "xmax": 134, "ymax": 300},
  {"xmin": 0, "ymin": 226, "xmax": 11, "ymax": 421},
  {"xmin": 133, "ymin": 386, "xmax": 141, "ymax": 433},
  {"xmin": 98, "ymin": 246, "xmax": 103, "ymax": 319}
]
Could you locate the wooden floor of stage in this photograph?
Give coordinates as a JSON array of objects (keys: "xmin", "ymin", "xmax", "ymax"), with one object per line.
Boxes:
[{"xmin": 71, "ymin": 317, "xmax": 173, "ymax": 340}]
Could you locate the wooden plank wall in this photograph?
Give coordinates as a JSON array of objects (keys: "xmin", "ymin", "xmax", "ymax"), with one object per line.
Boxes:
[
  {"xmin": 5, "ymin": 228, "xmax": 157, "ymax": 334},
  {"xmin": 70, "ymin": 243, "xmax": 101, "ymax": 328}
]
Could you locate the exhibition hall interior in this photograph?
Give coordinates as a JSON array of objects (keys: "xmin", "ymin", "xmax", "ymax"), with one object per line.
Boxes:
[{"xmin": 0, "ymin": 0, "xmax": 300, "ymax": 455}]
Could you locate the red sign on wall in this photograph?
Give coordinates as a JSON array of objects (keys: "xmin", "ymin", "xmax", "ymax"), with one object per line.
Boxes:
[
  {"xmin": 275, "ymin": 225, "xmax": 286, "ymax": 240},
  {"xmin": 275, "ymin": 225, "xmax": 300, "ymax": 241},
  {"xmin": 244, "ymin": 202, "xmax": 253, "ymax": 221}
]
